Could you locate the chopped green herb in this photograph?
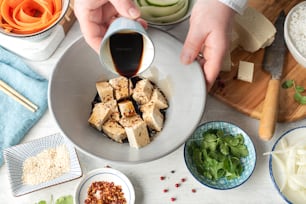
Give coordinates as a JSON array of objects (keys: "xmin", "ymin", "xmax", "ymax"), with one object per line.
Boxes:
[
  {"xmin": 294, "ymin": 92, "xmax": 306, "ymax": 105},
  {"xmin": 34, "ymin": 195, "xmax": 73, "ymax": 204},
  {"xmin": 296, "ymin": 85, "xmax": 305, "ymax": 93},
  {"xmin": 55, "ymin": 195, "xmax": 73, "ymax": 204},
  {"xmin": 282, "ymin": 80, "xmax": 306, "ymax": 105},
  {"xmin": 281, "ymin": 79, "xmax": 294, "ymax": 88},
  {"xmin": 188, "ymin": 129, "xmax": 249, "ymax": 181}
]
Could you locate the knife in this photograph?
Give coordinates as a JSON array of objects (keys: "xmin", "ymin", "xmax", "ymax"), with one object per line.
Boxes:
[{"xmin": 258, "ymin": 10, "xmax": 287, "ymax": 141}]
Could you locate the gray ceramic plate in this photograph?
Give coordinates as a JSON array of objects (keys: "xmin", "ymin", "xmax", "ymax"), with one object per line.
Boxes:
[
  {"xmin": 49, "ymin": 27, "xmax": 206, "ymax": 163},
  {"xmin": 3, "ymin": 133, "xmax": 82, "ymax": 196}
]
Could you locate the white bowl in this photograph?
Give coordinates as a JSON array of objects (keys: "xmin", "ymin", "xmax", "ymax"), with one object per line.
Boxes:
[
  {"xmin": 269, "ymin": 126, "xmax": 306, "ymax": 204},
  {"xmin": 284, "ymin": 1, "xmax": 306, "ymax": 68},
  {"xmin": 49, "ymin": 27, "xmax": 206, "ymax": 163},
  {"xmin": 0, "ymin": 0, "xmax": 70, "ymax": 40},
  {"xmin": 75, "ymin": 168, "xmax": 135, "ymax": 204}
]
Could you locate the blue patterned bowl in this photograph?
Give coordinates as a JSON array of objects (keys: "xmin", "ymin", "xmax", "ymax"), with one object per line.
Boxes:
[
  {"xmin": 269, "ymin": 126, "xmax": 306, "ymax": 204},
  {"xmin": 184, "ymin": 121, "xmax": 256, "ymax": 190}
]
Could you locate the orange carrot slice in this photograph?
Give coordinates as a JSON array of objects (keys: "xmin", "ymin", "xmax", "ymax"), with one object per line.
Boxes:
[{"xmin": 0, "ymin": 0, "xmax": 62, "ymax": 35}]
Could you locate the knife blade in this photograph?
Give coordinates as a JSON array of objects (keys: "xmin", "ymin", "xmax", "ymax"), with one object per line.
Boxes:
[{"xmin": 258, "ymin": 10, "xmax": 287, "ymax": 141}]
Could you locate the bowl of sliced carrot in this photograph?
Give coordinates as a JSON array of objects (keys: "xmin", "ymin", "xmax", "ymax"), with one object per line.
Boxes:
[{"xmin": 0, "ymin": 0, "xmax": 70, "ymax": 40}]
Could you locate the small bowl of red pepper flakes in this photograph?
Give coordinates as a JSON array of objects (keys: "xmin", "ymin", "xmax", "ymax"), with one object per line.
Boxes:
[{"xmin": 75, "ymin": 168, "xmax": 135, "ymax": 204}]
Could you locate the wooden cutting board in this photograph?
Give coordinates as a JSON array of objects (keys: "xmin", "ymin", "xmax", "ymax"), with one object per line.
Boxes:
[
  {"xmin": 59, "ymin": 0, "xmax": 76, "ymax": 34},
  {"xmin": 209, "ymin": 0, "xmax": 306, "ymax": 123}
]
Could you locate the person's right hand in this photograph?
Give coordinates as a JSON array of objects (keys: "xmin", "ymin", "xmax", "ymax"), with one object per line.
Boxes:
[{"xmin": 74, "ymin": 0, "xmax": 144, "ymax": 53}]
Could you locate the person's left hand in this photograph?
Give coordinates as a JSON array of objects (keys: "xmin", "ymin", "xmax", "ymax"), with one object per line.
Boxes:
[{"xmin": 180, "ymin": 0, "xmax": 235, "ymax": 91}]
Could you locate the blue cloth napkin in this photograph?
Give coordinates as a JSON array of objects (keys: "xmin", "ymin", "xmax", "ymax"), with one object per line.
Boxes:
[{"xmin": 0, "ymin": 46, "xmax": 48, "ymax": 166}]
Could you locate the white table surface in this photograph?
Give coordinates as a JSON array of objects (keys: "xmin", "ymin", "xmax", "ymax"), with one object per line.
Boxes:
[{"xmin": 0, "ymin": 20, "xmax": 302, "ymax": 204}]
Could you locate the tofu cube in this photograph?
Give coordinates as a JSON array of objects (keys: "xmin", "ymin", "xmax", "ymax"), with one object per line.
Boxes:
[
  {"xmin": 109, "ymin": 76, "xmax": 132, "ymax": 100},
  {"xmin": 142, "ymin": 102, "xmax": 164, "ymax": 132},
  {"xmin": 125, "ymin": 121, "xmax": 150, "ymax": 148},
  {"xmin": 119, "ymin": 115, "xmax": 143, "ymax": 128},
  {"xmin": 88, "ymin": 103, "xmax": 111, "ymax": 131},
  {"xmin": 150, "ymin": 88, "xmax": 168, "ymax": 109},
  {"xmin": 237, "ymin": 61, "xmax": 254, "ymax": 83},
  {"xmin": 132, "ymin": 79, "xmax": 154, "ymax": 105},
  {"xmin": 230, "ymin": 30, "xmax": 240, "ymax": 52},
  {"xmin": 102, "ymin": 119, "xmax": 127, "ymax": 143},
  {"xmin": 96, "ymin": 81, "xmax": 114, "ymax": 102},
  {"xmin": 103, "ymin": 99, "xmax": 120, "ymax": 121},
  {"xmin": 220, "ymin": 50, "xmax": 232, "ymax": 72},
  {"xmin": 118, "ymin": 100, "xmax": 136, "ymax": 118}
]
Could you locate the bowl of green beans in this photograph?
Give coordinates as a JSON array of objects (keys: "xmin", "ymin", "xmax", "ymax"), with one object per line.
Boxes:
[{"xmin": 184, "ymin": 121, "xmax": 256, "ymax": 190}]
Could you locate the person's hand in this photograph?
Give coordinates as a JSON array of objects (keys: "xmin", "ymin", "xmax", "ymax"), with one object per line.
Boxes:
[
  {"xmin": 180, "ymin": 0, "xmax": 235, "ymax": 91},
  {"xmin": 74, "ymin": 0, "xmax": 144, "ymax": 53}
]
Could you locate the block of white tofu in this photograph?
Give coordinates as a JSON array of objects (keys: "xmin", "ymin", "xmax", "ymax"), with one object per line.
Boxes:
[
  {"xmin": 132, "ymin": 79, "xmax": 154, "ymax": 105},
  {"xmin": 96, "ymin": 81, "xmax": 114, "ymax": 102},
  {"xmin": 230, "ymin": 29, "xmax": 240, "ymax": 52},
  {"xmin": 220, "ymin": 50, "xmax": 232, "ymax": 72},
  {"xmin": 140, "ymin": 101, "xmax": 153, "ymax": 113},
  {"xmin": 125, "ymin": 120, "xmax": 150, "ymax": 148},
  {"xmin": 237, "ymin": 61, "xmax": 254, "ymax": 83},
  {"xmin": 150, "ymin": 88, "xmax": 168, "ymax": 109},
  {"xmin": 142, "ymin": 102, "xmax": 164, "ymax": 132},
  {"xmin": 102, "ymin": 119, "xmax": 127, "ymax": 143},
  {"xmin": 119, "ymin": 115, "xmax": 143, "ymax": 127},
  {"xmin": 103, "ymin": 99, "xmax": 120, "ymax": 121},
  {"xmin": 88, "ymin": 103, "xmax": 111, "ymax": 131},
  {"xmin": 234, "ymin": 7, "xmax": 276, "ymax": 52},
  {"xmin": 109, "ymin": 76, "xmax": 132, "ymax": 100},
  {"xmin": 118, "ymin": 100, "xmax": 136, "ymax": 118}
]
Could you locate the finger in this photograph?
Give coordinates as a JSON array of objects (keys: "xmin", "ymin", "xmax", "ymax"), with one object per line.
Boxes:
[
  {"xmin": 136, "ymin": 18, "xmax": 148, "ymax": 28},
  {"xmin": 77, "ymin": 9, "xmax": 106, "ymax": 53},
  {"xmin": 180, "ymin": 21, "xmax": 207, "ymax": 65},
  {"xmin": 99, "ymin": 3, "xmax": 118, "ymax": 24},
  {"xmin": 74, "ymin": 0, "xmax": 108, "ymax": 9},
  {"xmin": 81, "ymin": 21, "xmax": 106, "ymax": 54},
  {"xmin": 202, "ymin": 36, "xmax": 227, "ymax": 91},
  {"xmin": 109, "ymin": 0, "xmax": 140, "ymax": 19},
  {"xmin": 203, "ymin": 59, "xmax": 222, "ymax": 91}
]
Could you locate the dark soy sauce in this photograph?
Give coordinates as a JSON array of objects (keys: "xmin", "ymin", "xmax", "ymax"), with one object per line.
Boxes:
[{"xmin": 110, "ymin": 32, "xmax": 144, "ymax": 78}]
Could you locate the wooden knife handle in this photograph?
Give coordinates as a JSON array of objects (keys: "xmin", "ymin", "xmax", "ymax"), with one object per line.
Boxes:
[{"xmin": 258, "ymin": 79, "xmax": 280, "ymax": 141}]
